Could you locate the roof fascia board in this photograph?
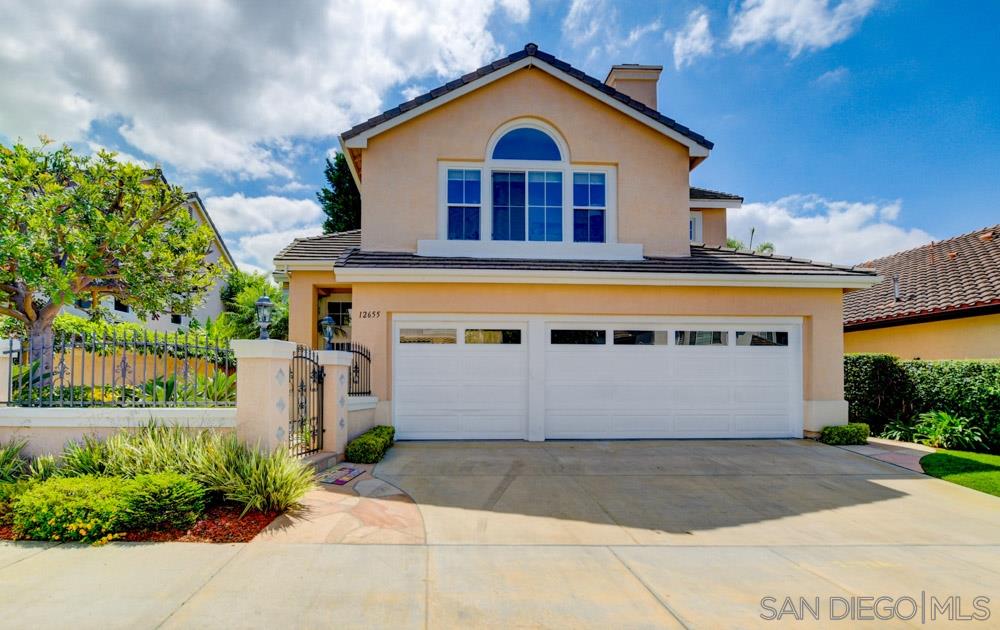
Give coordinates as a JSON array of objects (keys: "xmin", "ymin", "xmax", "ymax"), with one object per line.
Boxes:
[
  {"xmin": 689, "ymin": 199, "xmax": 742, "ymax": 209},
  {"xmin": 342, "ymin": 56, "xmax": 710, "ymax": 158},
  {"xmin": 186, "ymin": 193, "xmax": 237, "ymax": 268},
  {"xmin": 337, "ymin": 134, "xmax": 362, "ymax": 189},
  {"xmin": 333, "ymin": 266, "xmax": 881, "ymax": 289},
  {"xmin": 272, "ymin": 260, "xmax": 337, "ymax": 271}
]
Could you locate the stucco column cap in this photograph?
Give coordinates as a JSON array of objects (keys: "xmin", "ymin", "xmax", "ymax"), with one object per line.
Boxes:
[
  {"xmin": 230, "ymin": 339, "xmax": 297, "ymax": 360},
  {"xmin": 314, "ymin": 350, "xmax": 353, "ymax": 367}
]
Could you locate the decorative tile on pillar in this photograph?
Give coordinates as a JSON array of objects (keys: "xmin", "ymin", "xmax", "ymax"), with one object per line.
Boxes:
[
  {"xmin": 275, "ymin": 426, "xmax": 286, "ymax": 441},
  {"xmin": 339, "ymin": 373, "xmax": 347, "ymax": 386},
  {"xmin": 275, "ymin": 368, "xmax": 286, "ymax": 383},
  {"xmin": 339, "ymin": 417, "xmax": 346, "ymax": 429},
  {"xmin": 339, "ymin": 396, "xmax": 345, "ymax": 408},
  {"xmin": 276, "ymin": 397, "xmax": 286, "ymax": 412}
]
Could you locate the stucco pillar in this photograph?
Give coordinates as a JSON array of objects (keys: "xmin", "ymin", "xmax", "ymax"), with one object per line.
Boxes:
[
  {"xmin": 231, "ymin": 339, "xmax": 296, "ymax": 450},
  {"xmin": 0, "ymin": 339, "xmax": 19, "ymax": 405},
  {"xmin": 315, "ymin": 350, "xmax": 353, "ymax": 456}
]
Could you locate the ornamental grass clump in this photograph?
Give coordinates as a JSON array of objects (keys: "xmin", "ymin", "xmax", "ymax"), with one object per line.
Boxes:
[{"xmin": 0, "ymin": 439, "xmax": 28, "ymax": 482}]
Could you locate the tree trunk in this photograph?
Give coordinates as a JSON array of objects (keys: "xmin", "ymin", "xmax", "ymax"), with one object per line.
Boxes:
[{"xmin": 27, "ymin": 311, "xmax": 58, "ymax": 389}]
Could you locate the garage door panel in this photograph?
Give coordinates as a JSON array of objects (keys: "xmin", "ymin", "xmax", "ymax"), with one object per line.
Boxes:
[
  {"xmin": 673, "ymin": 414, "xmax": 733, "ymax": 434},
  {"xmin": 732, "ymin": 414, "xmax": 790, "ymax": 434},
  {"xmin": 731, "ymin": 384, "xmax": 789, "ymax": 405}
]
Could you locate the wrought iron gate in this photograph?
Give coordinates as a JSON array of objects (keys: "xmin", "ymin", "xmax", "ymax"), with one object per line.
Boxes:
[{"xmin": 289, "ymin": 345, "xmax": 324, "ymax": 456}]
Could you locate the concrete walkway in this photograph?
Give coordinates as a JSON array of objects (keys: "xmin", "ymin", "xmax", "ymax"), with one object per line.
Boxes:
[
  {"xmin": 837, "ymin": 437, "xmax": 935, "ymax": 473},
  {"xmin": 0, "ymin": 440, "xmax": 998, "ymax": 628}
]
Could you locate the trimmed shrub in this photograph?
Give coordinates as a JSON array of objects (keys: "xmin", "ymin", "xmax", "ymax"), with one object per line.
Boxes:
[
  {"xmin": 345, "ymin": 425, "xmax": 395, "ymax": 464},
  {"xmin": 11, "ymin": 473, "xmax": 208, "ymax": 542},
  {"xmin": 819, "ymin": 423, "xmax": 870, "ymax": 446},
  {"xmin": 122, "ymin": 473, "xmax": 206, "ymax": 530},
  {"xmin": 0, "ymin": 480, "xmax": 33, "ymax": 526},
  {"xmin": 12, "ymin": 476, "xmax": 130, "ymax": 543},
  {"xmin": 844, "ymin": 354, "xmax": 911, "ymax": 430},
  {"xmin": 844, "ymin": 355, "xmax": 1000, "ymax": 452}
]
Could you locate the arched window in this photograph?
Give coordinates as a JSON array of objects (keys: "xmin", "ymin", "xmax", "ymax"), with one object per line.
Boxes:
[{"xmin": 491, "ymin": 127, "xmax": 561, "ymax": 161}]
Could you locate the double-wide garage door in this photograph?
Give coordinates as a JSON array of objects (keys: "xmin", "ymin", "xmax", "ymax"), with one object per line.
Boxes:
[{"xmin": 393, "ymin": 318, "xmax": 802, "ymax": 440}]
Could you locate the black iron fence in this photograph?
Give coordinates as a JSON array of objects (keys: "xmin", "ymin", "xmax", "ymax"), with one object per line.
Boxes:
[
  {"xmin": 289, "ymin": 345, "xmax": 323, "ymax": 456},
  {"xmin": 3, "ymin": 331, "xmax": 236, "ymax": 408},
  {"xmin": 331, "ymin": 342, "xmax": 371, "ymax": 396}
]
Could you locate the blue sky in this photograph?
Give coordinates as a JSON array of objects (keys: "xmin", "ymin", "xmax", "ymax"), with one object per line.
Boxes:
[{"xmin": 1, "ymin": 1, "xmax": 997, "ymax": 270}]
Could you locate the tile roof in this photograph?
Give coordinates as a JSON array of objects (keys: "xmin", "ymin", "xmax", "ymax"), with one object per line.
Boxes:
[
  {"xmin": 341, "ymin": 43, "xmax": 713, "ymax": 151},
  {"xmin": 336, "ymin": 245, "xmax": 875, "ymax": 277},
  {"xmin": 690, "ymin": 186, "xmax": 743, "ymax": 202},
  {"xmin": 843, "ymin": 225, "xmax": 1000, "ymax": 328},
  {"xmin": 274, "ymin": 229, "xmax": 361, "ymax": 262}
]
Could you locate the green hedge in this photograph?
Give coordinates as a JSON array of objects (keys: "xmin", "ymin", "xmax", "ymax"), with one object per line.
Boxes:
[
  {"xmin": 819, "ymin": 423, "xmax": 870, "ymax": 446},
  {"xmin": 845, "ymin": 354, "xmax": 1000, "ymax": 451},
  {"xmin": 10, "ymin": 473, "xmax": 205, "ymax": 543},
  {"xmin": 345, "ymin": 425, "xmax": 396, "ymax": 464}
]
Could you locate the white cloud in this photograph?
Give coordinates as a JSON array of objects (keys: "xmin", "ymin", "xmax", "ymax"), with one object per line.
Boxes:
[
  {"xmin": 562, "ymin": 0, "xmax": 608, "ymax": 49},
  {"xmin": 729, "ymin": 0, "xmax": 877, "ymax": 57},
  {"xmin": 671, "ymin": 8, "xmax": 714, "ymax": 69},
  {"xmin": 815, "ymin": 66, "xmax": 850, "ymax": 85},
  {"xmin": 233, "ymin": 227, "xmax": 325, "ymax": 272},
  {"xmin": 267, "ymin": 180, "xmax": 315, "ymax": 194},
  {"xmin": 625, "ymin": 20, "xmax": 663, "ymax": 47},
  {"xmin": 727, "ymin": 194, "xmax": 934, "ymax": 265},
  {"xmin": 204, "ymin": 193, "xmax": 324, "ymax": 234},
  {"xmin": 0, "ymin": 0, "xmax": 523, "ymax": 180},
  {"xmin": 401, "ymin": 84, "xmax": 427, "ymax": 101}
]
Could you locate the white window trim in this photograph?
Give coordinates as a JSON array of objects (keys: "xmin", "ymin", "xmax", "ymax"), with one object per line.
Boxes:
[
  {"xmin": 689, "ymin": 211, "xmax": 703, "ymax": 243},
  {"xmin": 437, "ymin": 163, "xmax": 484, "ymax": 240},
  {"xmin": 427, "ymin": 120, "xmax": 628, "ymax": 259}
]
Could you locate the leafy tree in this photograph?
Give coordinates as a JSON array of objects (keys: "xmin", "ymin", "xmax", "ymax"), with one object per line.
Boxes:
[
  {"xmin": 0, "ymin": 140, "xmax": 225, "ymax": 369},
  {"xmin": 317, "ymin": 152, "xmax": 360, "ymax": 233},
  {"xmin": 214, "ymin": 269, "xmax": 288, "ymax": 340}
]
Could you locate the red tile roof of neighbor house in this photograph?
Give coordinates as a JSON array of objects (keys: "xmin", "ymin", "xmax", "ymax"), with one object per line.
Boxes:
[{"xmin": 843, "ymin": 225, "xmax": 1000, "ymax": 330}]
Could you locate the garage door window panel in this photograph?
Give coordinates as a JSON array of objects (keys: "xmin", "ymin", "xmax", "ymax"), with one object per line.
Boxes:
[
  {"xmin": 613, "ymin": 330, "xmax": 668, "ymax": 345},
  {"xmin": 465, "ymin": 329, "xmax": 523, "ymax": 344},
  {"xmin": 736, "ymin": 331, "xmax": 789, "ymax": 346},
  {"xmin": 675, "ymin": 330, "xmax": 729, "ymax": 346},
  {"xmin": 399, "ymin": 328, "xmax": 457, "ymax": 344},
  {"xmin": 550, "ymin": 329, "xmax": 607, "ymax": 345}
]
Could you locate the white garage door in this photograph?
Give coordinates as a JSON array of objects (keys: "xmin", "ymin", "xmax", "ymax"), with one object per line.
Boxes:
[
  {"xmin": 392, "ymin": 317, "xmax": 801, "ymax": 440},
  {"xmin": 545, "ymin": 322, "xmax": 801, "ymax": 439},
  {"xmin": 393, "ymin": 322, "xmax": 528, "ymax": 439}
]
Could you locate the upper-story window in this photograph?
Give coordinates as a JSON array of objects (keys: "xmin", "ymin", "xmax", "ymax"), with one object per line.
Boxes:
[
  {"xmin": 689, "ymin": 211, "xmax": 703, "ymax": 243},
  {"xmin": 491, "ymin": 127, "xmax": 562, "ymax": 161},
  {"xmin": 437, "ymin": 120, "xmax": 617, "ymax": 250},
  {"xmin": 446, "ymin": 169, "xmax": 481, "ymax": 240}
]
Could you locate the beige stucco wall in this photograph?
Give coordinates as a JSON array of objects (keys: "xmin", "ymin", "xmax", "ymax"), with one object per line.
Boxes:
[
  {"xmin": 844, "ymin": 313, "xmax": 1000, "ymax": 360},
  {"xmin": 359, "ymin": 67, "xmax": 692, "ymax": 257},
  {"xmin": 698, "ymin": 207, "xmax": 727, "ymax": 247},
  {"xmin": 333, "ymin": 282, "xmax": 845, "ymax": 407},
  {"xmin": 287, "ymin": 270, "xmax": 345, "ymax": 349}
]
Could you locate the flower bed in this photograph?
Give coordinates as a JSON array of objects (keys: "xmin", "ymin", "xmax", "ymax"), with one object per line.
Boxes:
[{"xmin": 0, "ymin": 425, "xmax": 313, "ymax": 544}]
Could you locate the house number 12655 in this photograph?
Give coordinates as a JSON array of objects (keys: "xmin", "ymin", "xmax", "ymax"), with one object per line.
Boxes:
[{"xmin": 359, "ymin": 310, "xmax": 381, "ymax": 319}]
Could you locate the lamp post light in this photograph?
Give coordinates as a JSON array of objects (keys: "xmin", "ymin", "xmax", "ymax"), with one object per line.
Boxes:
[
  {"xmin": 255, "ymin": 295, "xmax": 274, "ymax": 340},
  {"xmin": 320, "ymin": 315, "xmax": 335, "ymax": 350}
]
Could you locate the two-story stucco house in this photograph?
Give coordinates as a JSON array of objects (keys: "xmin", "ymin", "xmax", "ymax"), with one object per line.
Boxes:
[{"xmin": 274, "ymin": 44, "xmax": 879, "ymax": 441}]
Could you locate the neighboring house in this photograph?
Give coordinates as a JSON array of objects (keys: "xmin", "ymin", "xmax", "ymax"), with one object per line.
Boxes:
[
  {"xmin": 65, "ymin": 192, "xmax": 236, "ymax": 333},
  {"xmin": 844, "ymin": 226, "xmax": 1000, "ymax": 359},
  {"xmin": 273, "ymin": 43, "xmax": 878, "ymax": 441}
]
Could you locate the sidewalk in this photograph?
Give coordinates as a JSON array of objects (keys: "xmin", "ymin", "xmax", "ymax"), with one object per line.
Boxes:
[{"xmin": 836, "ymin": 437, "xmax": 934, "ymax": 473}]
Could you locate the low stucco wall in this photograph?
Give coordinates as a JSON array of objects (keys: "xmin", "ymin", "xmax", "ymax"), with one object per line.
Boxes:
[
  {"xmin": 844, "ymin": 313, "xmax": 1000, "ymax": 360},
  {"xmin": 347, "ymin": 397, "xmax": 378, "ymax": 441},
  {"xmin": 0, "ymin": 407, "xmax": 236, "ymax": 457}
]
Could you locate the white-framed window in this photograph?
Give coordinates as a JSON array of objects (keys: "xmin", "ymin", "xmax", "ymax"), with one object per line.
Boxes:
[
  {"xmin": 689, "ymin": 211, "xmax": 703, "ymax": 243},
  {"xmin": 436, "ymin": 119, "xmax": 618, "ymax": 246},
  {"xmin": 446, "ymin": 168, "xmax": 481, "ymax": 240}
]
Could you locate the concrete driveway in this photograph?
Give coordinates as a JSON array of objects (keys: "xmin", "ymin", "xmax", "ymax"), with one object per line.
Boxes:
[{"xmin": 1, "ymin": 439, "xmax": 999, "ymax": 629}]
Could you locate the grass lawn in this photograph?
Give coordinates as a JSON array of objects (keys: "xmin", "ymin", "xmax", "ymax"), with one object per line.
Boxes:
[{"xmin": 920, "ymin": 450, "xmax": 1000, "ymax": 498}]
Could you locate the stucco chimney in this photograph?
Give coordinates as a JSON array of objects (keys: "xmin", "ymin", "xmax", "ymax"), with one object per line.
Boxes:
[{"xmin": 604, "ymin": 64, "xmax": 663, "ymax": 110}]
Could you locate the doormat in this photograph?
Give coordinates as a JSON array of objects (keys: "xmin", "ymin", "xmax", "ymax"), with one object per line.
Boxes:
[{"xmin": 318, "ymin": 466, "xmax": 365, "ymax": 486}]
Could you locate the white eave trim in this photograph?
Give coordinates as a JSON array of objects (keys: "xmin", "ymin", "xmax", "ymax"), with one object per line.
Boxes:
[
  {"xmin": 333, "ymin": 266, "xmax": 882, "ymax": 289},
  {"xmin": 341, "ymin": 56, "xmax": 710, "ymax": 158},
  {"xmin": 272, "ymin": 260, "xmax": 338, "ymax": 271},
  {"xmin": 689, "ymin": 199, "xmax": 742, "ymax": 209}
]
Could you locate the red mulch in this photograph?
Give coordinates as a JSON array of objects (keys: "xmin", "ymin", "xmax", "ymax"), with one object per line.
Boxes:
[{"xmin": 0, "ymin": 505, "xmax": 278, "ymax": 544}]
